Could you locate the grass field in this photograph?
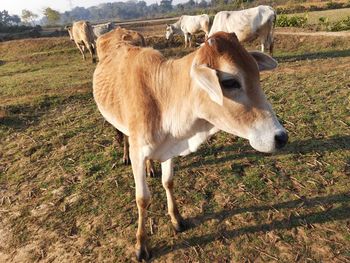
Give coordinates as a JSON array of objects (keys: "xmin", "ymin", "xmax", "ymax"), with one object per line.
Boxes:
[{"xmin": 1, "ymin": 28, "xmax": 350, "ymax": 262}]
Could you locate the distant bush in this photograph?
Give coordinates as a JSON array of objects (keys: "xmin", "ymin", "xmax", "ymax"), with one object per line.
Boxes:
[
  {"xmin": 0, "ymin": 24, "xmax": 42, "ymax": 33},
  {"xmin": 275, "ymin": 1, "xmax": 348, "ymax": 15},
  {"xmin": 319, "ymin": 16, "xmax": 329, "ymax": 25},
  {"xmin": 317, "ymin": 15, "xmax": 350, "ymax": 31},
  {"xmin": 309, "ymin": 5, "xmax": 322, "ymax": 11},
  {"xmin": 326, "ymin": 1, "xmax": 344, "ymax": 9},
  {"xmin": 328, "ymin": 16, "xmax": 350, "ymax": 31},
  {"xmin": 276, "ymin": 14, "xmax": 308, "ymax": 27}
]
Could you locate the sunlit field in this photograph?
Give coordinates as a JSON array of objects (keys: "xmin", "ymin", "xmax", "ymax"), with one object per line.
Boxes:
[{"xmin": 0, "ymin": 22, "xmax": 349, "ymax": 262}]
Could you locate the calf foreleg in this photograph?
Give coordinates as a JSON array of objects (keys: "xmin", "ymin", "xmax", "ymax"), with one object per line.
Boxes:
[
  {"xmin": 129, "ymin": 146, "xmax": 151, "ymax": 261},
  {"xmin": 260, "ymin": 42, "xmax": 265, "ymax": 53},
  {"xmin": 189, "ymin": 34, "xmax": 194, "ymax": 47},
  {"xmin": 161, "ymin": 159, "xmax": 185, "ymax": 232},
  {"xmin": 184, "ymin": 33, "xmax": 188, "ymax": 48}
]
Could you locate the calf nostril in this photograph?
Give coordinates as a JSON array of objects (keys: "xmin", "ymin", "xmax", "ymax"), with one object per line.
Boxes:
[{"xmin": 274, "ymin": 132, "xmax": 288, "ymax": 149}]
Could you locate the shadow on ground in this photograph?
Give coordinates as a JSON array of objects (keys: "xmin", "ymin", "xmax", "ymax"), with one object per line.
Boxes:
[
  {"xmin": 277, "ymin": 49, "xmax": 350, "ymax": 62},
  {"xmin": 0, "ymin": 93, "xmax": 91, "ymax": 131},
  {"xmin": 179, "ymin": 135, "xmax": 350, "ymax": 170},
  {"xmin": 153, "ymin": 192, "xmax": 350, "ymax": 258}
]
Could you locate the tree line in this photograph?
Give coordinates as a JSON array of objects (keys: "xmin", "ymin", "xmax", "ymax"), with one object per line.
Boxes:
[
  {"xmin": 59, "ymin": 0, "xmax": 212, "ymax": 23},
  {"xmin": 1, "ymin": 0, "xmax": 217, "ymax": 28},
  {"xmin": 1, "ymin": 0, "xmax": 257, "ymax": 29}
]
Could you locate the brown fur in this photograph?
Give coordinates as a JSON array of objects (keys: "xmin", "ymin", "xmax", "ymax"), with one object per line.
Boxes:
[
  {"xmin": 95, "ymin": 27, "xmax": 155, "ymax": 175},
  {"xmin": 96, "ymin": 27, "xmax": 146, "ymax": 61},
  {"xmin": 94, "ymin": 32, "xmax": 269, "ymax": 151}
]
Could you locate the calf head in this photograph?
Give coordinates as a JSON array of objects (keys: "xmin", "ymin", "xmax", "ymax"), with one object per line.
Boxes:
[
  {"xmin": 191, "ymin": 32, "xmax": 287, "ymax": 152},
  {"xmin": 165, "ymin": 24, "xmax": 174, "ymax": 40},
  {"xmin": 107, "ymin": 22, "xmax": 115, "ymax": 30},
  {"xmin": 65, "ymin": 26, "xmax": 74, "ymax": 41}
]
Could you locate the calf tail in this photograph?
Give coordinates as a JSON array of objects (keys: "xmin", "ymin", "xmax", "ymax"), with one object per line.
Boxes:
[
  {"xmin": 116, "ymin": 129, "xmax": 124, "ymax": 145},
  {"xmin": 140, "ymin": 34, "xmax": 146, "ymax": 47},
  {"xmin": 91, "ymin": 43, "xmax": 97, "ymax": 63},
  {"xmin": 268, "ymin": 10, "xmax": 277, "ymax": 56},
  {"xmin": 204, "ymin": 19, "xmax": 210, "ymax": 40}
]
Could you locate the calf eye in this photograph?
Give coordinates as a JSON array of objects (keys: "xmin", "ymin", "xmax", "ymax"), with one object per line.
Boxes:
[{"xmin": 221, "ymin": 79, "xmax": 241, "ymax": 89}]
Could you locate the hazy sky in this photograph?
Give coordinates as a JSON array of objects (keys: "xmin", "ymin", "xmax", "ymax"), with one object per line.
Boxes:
[{"xmin": 3, "ymin": 0, "xmax": 160, "ymax": 16}]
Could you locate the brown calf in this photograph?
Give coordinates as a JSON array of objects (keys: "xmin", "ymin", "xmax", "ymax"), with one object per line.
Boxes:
[{"xmin": 93, "ymin": 32, "xmax": 287, "ymax": 261}]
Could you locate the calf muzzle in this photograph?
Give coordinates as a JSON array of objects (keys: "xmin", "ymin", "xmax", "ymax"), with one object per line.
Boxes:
[{"xmin": 274, "ymin": 131, "xmax": 288, "ymax": 149}]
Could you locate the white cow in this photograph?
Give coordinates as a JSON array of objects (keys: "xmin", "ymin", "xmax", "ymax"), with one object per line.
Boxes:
[
  {"xmin": 209, "ymin": 5, "xmax": 276, "ymax": 55},
  {"xmin": 92, "ymin": 22, "xmax": 115, "ymax": 38},
  {"xmin": 93, "ymin": 32, "xmax": 287, "ymax": 261},
  {"xmin": 166, "ymin": 14, "xmax": 210, "ymax": 47}
]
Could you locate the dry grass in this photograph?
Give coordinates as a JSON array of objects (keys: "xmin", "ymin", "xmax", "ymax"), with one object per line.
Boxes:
[{"xmin": 0, "ymin": 29, "xmax": 350, "ymax": 262}]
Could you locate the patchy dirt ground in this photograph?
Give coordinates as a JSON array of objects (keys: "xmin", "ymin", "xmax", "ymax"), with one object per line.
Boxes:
[{"xmin": 0, "ymin": 29, "xmax": 350, "ymax": 262}]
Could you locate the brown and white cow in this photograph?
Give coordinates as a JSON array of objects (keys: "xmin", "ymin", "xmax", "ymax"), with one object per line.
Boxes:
[
  {"xmin": 93, "ymin": 32, "xmax": 287, "ymax": 261},
  {"xmin": 66, "ymin": 20, "xmax": 96, "ymax": 63}
]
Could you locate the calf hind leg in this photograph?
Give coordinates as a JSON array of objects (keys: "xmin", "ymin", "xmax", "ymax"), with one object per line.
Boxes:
[
  {"xmin": 161, "ymin": 159, "xmax": 186, "ymax": 232},
  {"xmin": 84, "ymin": 41, "xmax": 96, "ymax": 63},
  {"xmin": 75, "ymin": 43, "xmax": 86, "ymax": 60},
  {"xmin": 118, "ymin": 132, "xmax": 157, "ymax": 177},
  {"xmin": 122, "ymin": 135, "xmax": 130, "ymax": 165},
  {"xmin": 146, "ymin": 159, "xmax": 156, "ymax": 177}
]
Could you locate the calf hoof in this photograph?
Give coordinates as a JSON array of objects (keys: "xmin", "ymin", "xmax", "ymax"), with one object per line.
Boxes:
[
  {"xmin": 136, "ymin": 246, "xmax": 151, "ymax": 262},
  {"xmin": 123, "ymin": 157, "xmax": 130, "ymax": 165},
  {"xmin": 172, "ymin": 219, "xmax": 187, "ymax": 233},
  {"xmin": 146, "ymin": 167, "xmax": 156, "ymax": 178}
]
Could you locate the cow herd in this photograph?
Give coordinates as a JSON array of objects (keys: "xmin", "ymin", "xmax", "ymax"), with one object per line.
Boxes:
[
  {"xmin": 66, "ymin": 5, "xmax": 287, "ymax": 262},
  {"xmin": 67, "ymin": 5, "xmax": 277, "ymax": 64}
]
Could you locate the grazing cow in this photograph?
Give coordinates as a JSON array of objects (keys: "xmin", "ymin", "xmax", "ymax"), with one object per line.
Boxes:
[
  {"xmin": 165, "ymin": 14, "xmax": 210, "ymax": 47},
  {"xmin": 209, "ymin": 5, "xmax": 276, "ymax": 55},
  {"xmin": 96, "ymin": 27, "xmax": 154, "ymax": 176},
  {"xmin": 93, "ymin": 32, "xmax": 288, "ymax": 261},
  {"xmin": 92, "ymin": 22, "xmax": 115, "ymax": 38},
  {"xmin": 66, "ymin": 20, "xmax": 96, "ymax": 63}
]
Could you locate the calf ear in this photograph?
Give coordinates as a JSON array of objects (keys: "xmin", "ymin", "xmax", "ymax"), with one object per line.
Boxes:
[
  {"xmin": 191, "ymin": 63, "xmax": 223, "ymax": 106},
  {"xmin": 249, "ymin": 51, "xmax": 278, "ymax": 71},
  {"xmin": 122, "ymin": 34, "xmax": 131, "ymax": 41}
]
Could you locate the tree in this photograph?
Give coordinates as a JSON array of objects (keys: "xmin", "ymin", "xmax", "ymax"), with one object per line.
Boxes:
[
  {"xmin": 43, "ymin": 7, "xmax": 60, "ymax": 25},
  {"xmin": 0, "ymin": 10, "xmax": 21, "ymax": 26},
  {"xmin": 11, "ymin": 15, "xmax": 21, "ymax": 25},
  {"xmin": 21, "ymin": 9, "xmax": 38, "ymax": 25},
  {"xmin": 160, "ymin": 0, "xmax": 173, "ymax": 13},
  {"xmin": 183, "ymin": 0, "xmax": 196, "ymax": 8},
  {"xmin": 198, "ymin": 0, "xmax": 208, "ymax": 8}
]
